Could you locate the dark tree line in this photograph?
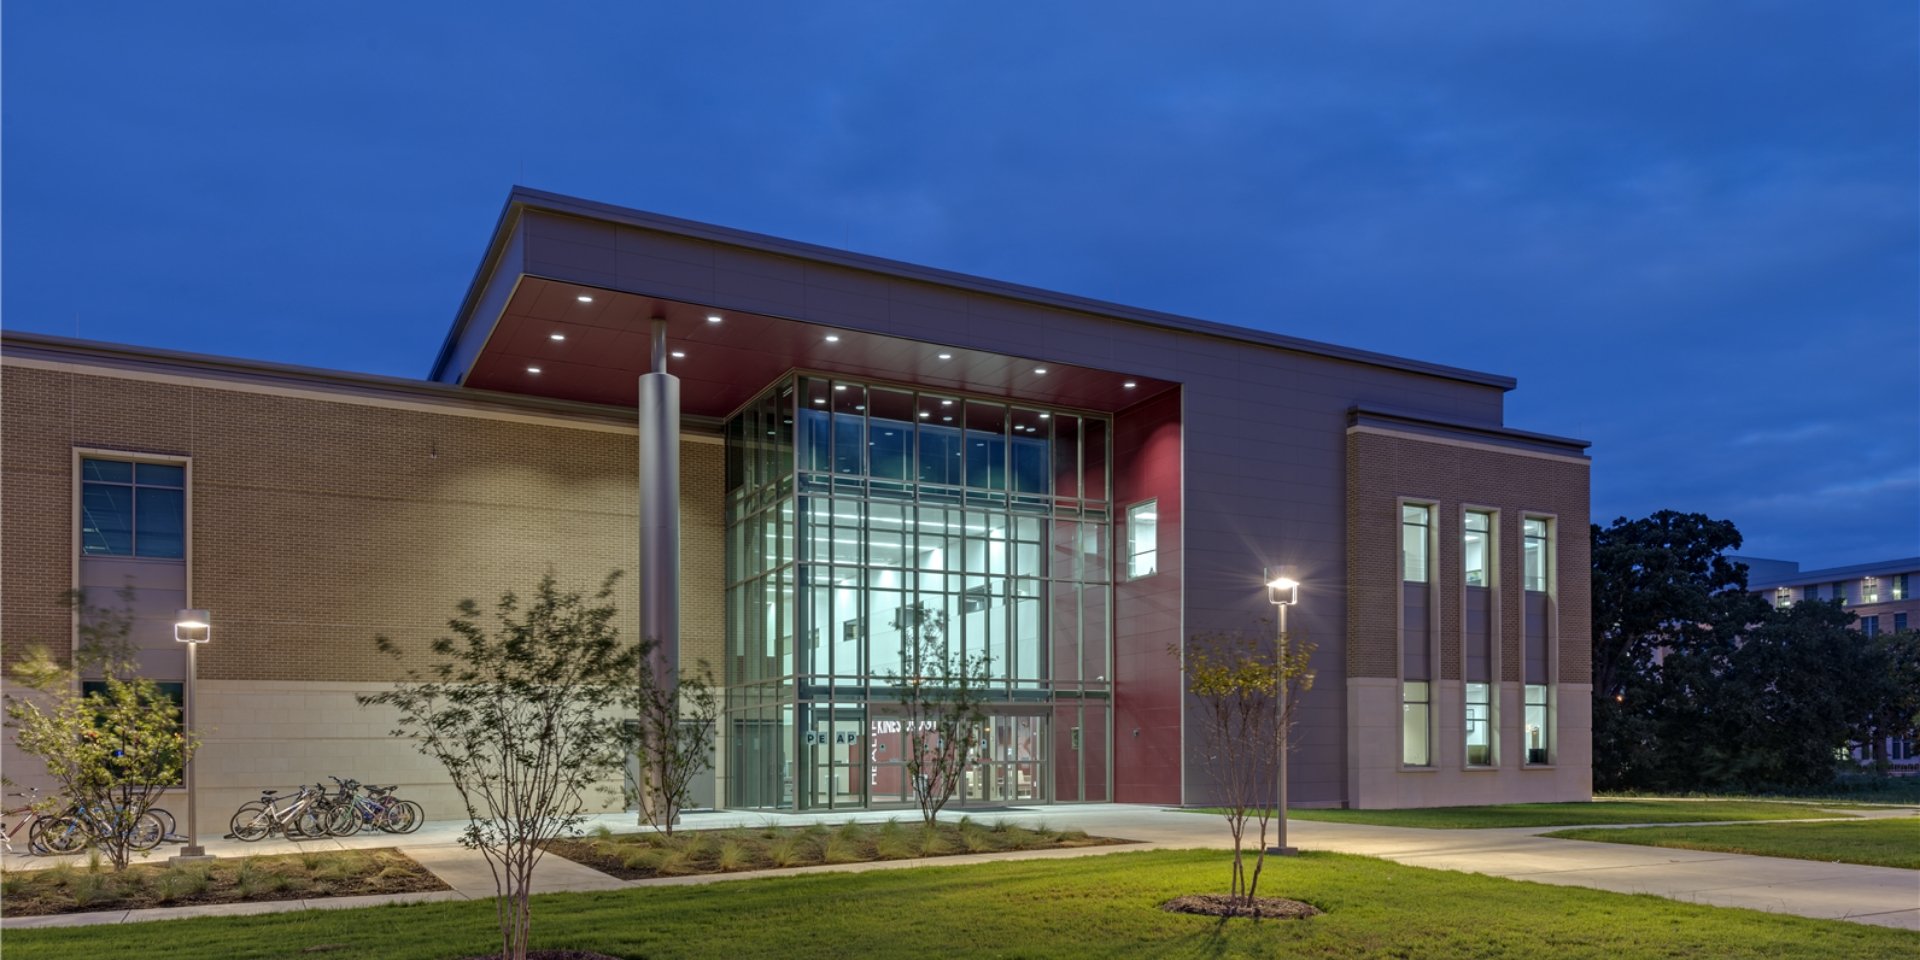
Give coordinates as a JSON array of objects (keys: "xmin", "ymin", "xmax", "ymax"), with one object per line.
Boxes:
[{"xmin": 1591, "ymin": 511, "xmax": 1920, "ymax": 792}]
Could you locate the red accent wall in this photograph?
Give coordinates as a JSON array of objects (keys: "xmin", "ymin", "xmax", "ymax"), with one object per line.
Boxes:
[{"xmin": 1111, "ymin": 388, "xmax": 1183, "ymax": 804}]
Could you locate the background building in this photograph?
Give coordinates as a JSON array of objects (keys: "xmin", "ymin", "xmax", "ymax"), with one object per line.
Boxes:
[{"xmin": 2, "ymin": 188, "xmax": 1593, "ymax": 814}]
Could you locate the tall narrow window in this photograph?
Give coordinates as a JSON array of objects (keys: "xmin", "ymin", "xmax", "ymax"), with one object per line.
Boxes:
[
  {"xmin": 1522, "ymin": 518, "xmax": 1550, "ymax": 592},
  {"xmin": 1401, "ymin": 504, "xmax": 1432, "ymax": 583},
  {"xmin": 1893, "ymin": 575, "xmax": 1909, "ymax": 601},
  {"xmin": 81, "ymin": 458, "xmax": 186, "ymax": 558},
  {"xmin": 1861, "ymin": 577, "xmax": 1881, "ymax": 603},
  {"xmin": 1464, "ymin": 682, "xmax": 1493, "ymax": 766},
  {"xmin": 1463, "ymin": 511, "xmax": 1492, "ymax": 586},
  {"xmin": 1833, "ymin": 582, "xmax": 1848, "ymax": 606},
  {"xmin": 1774, "ymin": 587, "xmax": 1793, "ymax": 608},
  {"xmin": 1524, "ymin": 684, "xmax": 1550, "ymax": 764},
  {"xmin": 1861, "ymin": 616, "xmax": 1880, "ymax": 638},
  {"xmin": 1125, "ymin": 500, "xmax": 1157, "ymax": 580},
  {"xmin": 1402, "ymin": 681, "xmax": 1431, "ymax": 766},
  {"xmin": 1896, "ymin": 613, "xmax": 1909, "ymax": 632}
]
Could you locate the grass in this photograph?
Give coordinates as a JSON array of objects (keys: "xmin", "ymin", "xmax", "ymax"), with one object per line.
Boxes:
[
  {"xmin": 1545, "ymin": 817, "xmax": 1920, "ymax": 869},
  {"xmin": 7, "ymin": 849, "xmax": 1917, "ymax": 959},
  {"xmin": 1185, "ymin": 798, "xmax": 1870, "ymax": 829},
  {"xmin": 548, "ymin": 816, "xmax": 1115, "ymax": 879},
  {"xmin": 0, "ymin": 849, "xmax": 442, "ymax": 916},
  {"xmin": 1601, "ymin": 774, "xmax": 1920, "ymax": 806}
]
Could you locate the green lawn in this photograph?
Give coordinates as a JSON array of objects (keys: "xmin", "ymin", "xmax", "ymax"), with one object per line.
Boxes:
[
  {"xmin": 1187, "ymin": 799, "xmax": 1864, "ymax": 829},
  {"xmin": 1546, "ymin": 817, "xmax": 1920, "ymax": 869},
  {"xmin": 8, "ymin": 850, "xmax": 1917, "ymax": 960}
]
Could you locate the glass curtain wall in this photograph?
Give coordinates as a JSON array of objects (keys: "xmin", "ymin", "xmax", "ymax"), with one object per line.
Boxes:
[{"xmin": 724, "ymin": 374, "xmax": 1113, "ymax": 810}]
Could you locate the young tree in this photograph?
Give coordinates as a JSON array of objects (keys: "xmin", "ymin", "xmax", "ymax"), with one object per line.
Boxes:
[
  {"xmin": 358, "ymin": 571, "xmax": 641, "ymax": 960},
  {"xmin": 3, "ymin": 588, "xmax": 195, "ymax": 871},
  {"xmin": 884, "ymin": 605, "xmax": 993, "ymax": 828},
  {"xmin": 1181, "ymin": 625, "xmax": 1316, "ymax": 910},
  {"xmin": 622, "ymin": 644, "xmax": 718, "ymax": 837}
]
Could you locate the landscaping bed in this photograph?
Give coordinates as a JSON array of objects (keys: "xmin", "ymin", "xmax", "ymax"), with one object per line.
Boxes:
[
  {"xmin": 547, "ymin": 817, "xmax": 1123, "ymax": 880},
  {"xmin": 1545, "ymin": 816, "xmax": 1920, "ymax": 869},
  {"xmin": 0, "ymin": 848, "xmax": 445, "ymax": 916}
]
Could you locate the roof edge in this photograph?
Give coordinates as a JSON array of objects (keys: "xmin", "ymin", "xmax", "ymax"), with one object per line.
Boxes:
[
  {"xmin": 1348, "ymin": 403, "xmax": 1591, "ymax": 456},
  {"xmin": 442, "ymin": 186, "xmax": 1520, "ymax": 392},
  {"xmin": 1745, "ymin": 557, "xmax": 1920, "ymax": 589}
]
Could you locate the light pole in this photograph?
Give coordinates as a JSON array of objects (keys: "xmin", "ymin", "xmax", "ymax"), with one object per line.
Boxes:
[
  {"xmin": 173, "ymin": 609, "xmax": 212, "ymax": 861},
  {"xmin": 1264, "ymin": 572, "xmax": 1299, "ymax": 856}
]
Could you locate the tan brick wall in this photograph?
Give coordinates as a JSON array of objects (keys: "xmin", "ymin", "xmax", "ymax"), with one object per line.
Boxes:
[
  {"xmin": 1, "ymin": 362, "xmax": 725, "ymax": 681},
  {"xmin": 1345, "ymin": 429, "xmax": 1591, "ymax": 685}
]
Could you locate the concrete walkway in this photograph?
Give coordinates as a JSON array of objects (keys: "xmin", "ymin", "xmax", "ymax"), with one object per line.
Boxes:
[{"xmin": 4, "ymin": 803, "xmax": 1915, "ymax": 933}]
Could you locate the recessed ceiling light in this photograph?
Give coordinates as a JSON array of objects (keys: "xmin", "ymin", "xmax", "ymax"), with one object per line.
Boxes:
[
  {"xmin": 1039, "ymin": 413, "xmax": 1051, "ymax": 419},
  {"xmin": 940, "ymin": 399, "xmax": 953, "ymax": 406},
  {"xmin": 706, "ymin": 315, "xmax": 723, "ymax": 324},
  {"xmin": 824, "ymin": 334, "xmax": 841, "ymax": 343},
  {"xmin": 941, "ymin": 416, "xmax": 953, "ymax": 422},
  {"xmin": 1123, "ymin": 381, "xmax": 1137, "ymax": 389},
  {"xmin": 671, "ymin": 351, "xmax": 686, "ymax": 359},
  {"xmin": 835, "ymin": 385, "xmax": 848, "ymax": 392},
  {"xmin": 918, "ymin": 412, "xmax": 930, "ymax": 419},
  {"xmin": 526, "ymin": 366, "xmax": 542, "ymax": 374},
  {"xmin": 937, "ymin": 353, "xmax": 952, "ymax": 360},
  {"xmin": 855, "ymin": 405, "xmax": 866, "ymax": 411},
  {"xmin": 813, "ymin": 398, "xmax": 827, "ymax": 405},
  {"xmin": 576, "ymin": 295, "xmax": 593, "ymax": 303},
  {"xmin": 1033, "ymin": 367, "xmax": 1048, "ymax": 375},
  {"xmin": 549, "ymin": 333, "xmax": 566, "ymax": 341}
]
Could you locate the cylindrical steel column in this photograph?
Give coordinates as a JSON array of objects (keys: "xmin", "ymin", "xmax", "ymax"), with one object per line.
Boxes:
[{"xmin": 638, "ymin": 319, "xmax": 680, "ymax": 686}]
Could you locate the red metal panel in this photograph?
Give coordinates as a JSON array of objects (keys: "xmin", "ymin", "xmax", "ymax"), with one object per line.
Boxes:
[{"xmin": 1110, "ymin": 388, "xmax": 1184, "ymax": 805}]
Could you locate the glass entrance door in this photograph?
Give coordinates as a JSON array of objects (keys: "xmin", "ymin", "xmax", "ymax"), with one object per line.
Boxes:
[{"xmin": 964, "ymin": 712, "xmax": 1047, "ymax": 804}]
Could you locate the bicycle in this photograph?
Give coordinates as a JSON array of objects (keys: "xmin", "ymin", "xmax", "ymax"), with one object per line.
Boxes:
[
  {"xmin": 320, "ymin": 777, "xmax": 422, "ymax": 835},
  {"xmin": 33, "ymin": 801, "xmax": 167, "ymax": 854},
  {"xmin": 228, "ymin": 785, "xmax": 328, "ymax": 841},
  {"xmin": 357, "ymin": 782, "xmax": 423, "ymax": 834},
  {"xmin": 1, "ymin": 789, "xmax": 62, "ymax": 855}
]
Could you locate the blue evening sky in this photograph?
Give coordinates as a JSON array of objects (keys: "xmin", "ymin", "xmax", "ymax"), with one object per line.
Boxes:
[{"xmin": 5, "ymin": 3, "xmax": 1915, "ymax": 570}]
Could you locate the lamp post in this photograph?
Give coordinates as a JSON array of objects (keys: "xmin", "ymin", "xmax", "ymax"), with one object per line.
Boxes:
[
  {"xmin": 173, "ymin": 609, "xmax": 212, "ymax": 860},
  {"xmin": 1264, "ymin": 572, "xmax": 1299, "ymax": 856}
]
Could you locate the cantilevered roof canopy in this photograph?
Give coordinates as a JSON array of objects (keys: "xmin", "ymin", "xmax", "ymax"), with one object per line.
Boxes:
[{"xmin": 434, "ymin": 187, "xmax": 1516, "ymax": 419}]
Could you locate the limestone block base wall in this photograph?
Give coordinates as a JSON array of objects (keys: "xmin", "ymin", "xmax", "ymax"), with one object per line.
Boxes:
[{"xmin": 1346, "ymin": 677, "xmax": 1592, "ymax": 808}]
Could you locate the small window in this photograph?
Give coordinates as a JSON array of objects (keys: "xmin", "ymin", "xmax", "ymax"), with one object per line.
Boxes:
[
  {"xmin": 1401, "ymin": 504, "xmax": 1432, "ymax": 583},
  {"xmin": 1862, "ymin": 616, "xmax": 1880, "ymax": 638},
  {"xmin": 1896, "ymin": 613, "xmax": 1909, "ymax": 633},
  {"xmin": 1833, "ymin": 582, "xmax": 1848, "ymax": 606},
  {"xmin": 1465, "ymin": 682, "xmax": 1493, "ymax": 766},
  {"xmin": 1805, "ymin": 583, "xmax": 1821, "ymax": 602},
  {"xmin": 1463, "ymin": 511, "xmax": 1492, "ymax": 587},
  {"xmin": 1524, "ymin": 684, "xmax": 1551, "ymax": 765},
  {"xmin": 1862, "ymin": 577, "xmax": 1881, "ymax": 604},
  {"xmin": 81, "ymin": 457, "xmax": 186, "ymax": 558},
  {"xmin": 1522, "ymin": 518, "xmax": 1550, "ymax": 592},
  {"xmin": 1125, "ymin": 500, "xmax": 1158, "ymax": 580},
  {"xmin": 1893, "ymin": 575, "xmax": 1909, "ymax": 601},
  {"xmin": 1402, "ymin": 681, "xmax": 1431, "ymax": 766},
  {"xmin": 1774, "ymin": 587, "xmax": 1793, "ymax": 609}
]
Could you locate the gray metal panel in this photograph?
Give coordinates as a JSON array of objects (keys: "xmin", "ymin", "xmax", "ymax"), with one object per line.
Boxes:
[
  {"xmin": 1525, "ymin": 592, "xmax": 1550, "ymax": 684},
  {"xmin": 1402, "ymin": 583, "xmax": 1430, "ymax": 680},
  {"xmin": 1465, "ymin": 586, "xmax": 1492, "ymax": 682}
]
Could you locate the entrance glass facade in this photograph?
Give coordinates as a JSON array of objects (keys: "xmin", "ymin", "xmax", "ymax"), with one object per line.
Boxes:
[{"xmin": 724, "ymin": 374, "xmax": 1114, "ymax": 810}]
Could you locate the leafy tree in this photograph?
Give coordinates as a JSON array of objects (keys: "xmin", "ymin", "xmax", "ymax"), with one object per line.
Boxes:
[
  {"xmin": 3, "ymin": 588, "xmax": 196, "ymax": 871},
  {"xmin": 359, "ymin": 571, "xmax": 641, "ymax": 960},
  {"xmin": 1697, "ymin": 600, "xmax": 1877, "ymax": 787},
  {"xmin": 621, "ymin": 644, "xmax": 718, "ymax": 837},
  {"xmin": 1180, "ymin": 625, "xmax": 1316, "ymax": 910},
  {"xmin": 884, "ymin": 605, "xmax": 992, "ymax": 828},
  {"xmin": 1857, "ymin": 629, "xmax": 1920, "ymax": 771}
]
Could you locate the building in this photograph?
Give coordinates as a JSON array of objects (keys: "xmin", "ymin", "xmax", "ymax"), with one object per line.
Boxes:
[
  {"xmin": 1739, "ymin": 555, "xmax": 1920, "ymax": 771},
  {"xmin": 1, "ymin": 188, "xmax": 1593, "ymax": 815}
]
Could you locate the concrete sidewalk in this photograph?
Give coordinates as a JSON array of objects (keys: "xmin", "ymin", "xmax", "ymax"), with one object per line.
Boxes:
[{"xmin": 4, "ymin": 803, "xmax": 1915, "ymax": 932}]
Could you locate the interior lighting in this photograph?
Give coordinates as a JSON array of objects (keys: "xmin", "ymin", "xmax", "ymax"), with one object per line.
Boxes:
[
  {"xmin": 548, "ymin": 333, "xmax": 566, "ymax": 341},
  {"xmin": 526, "ymin": 366, "xmax": 542, "ymax": 374},
  {"xmin": 671, "ymin": 351, "xmax": 686, "ymax": 358},
  {"xmin": 576, "ymin": 295, "xmax": 594, "ymax": 303},
  {"xmin": 1033, "ymin": 367, "xmax": 1048, "ymax": 375},
  {"xmin": 825, "ymin": 334, "xmax": 841, "ymax": 342},
  {"xmin": 937, "ymin": 353, "xmax": 952, "ymax": 360},
  {"xmin": 707, "ymin": 315, "xmax": 723, "ymax": 324}
]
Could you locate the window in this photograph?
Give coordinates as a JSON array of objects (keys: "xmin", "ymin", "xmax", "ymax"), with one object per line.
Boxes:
[
  {"xmin": 1463, "ymin": 511, "xmax": 1492, "ymax": 586},
  {"xmin": 1805, "ymin": 583, "xmax": 1821, "ymax": 602},
  {"xmin": 1862, "ymin": 616, "xmax": 1880, "ymax": 638},
  {"xmin": 1401, "ymin": 504, "xmax": 1432, "ymax": 583},
  {"xmin": 1862, "ymin": 577, "xmax": 1881, "ymax": 603},
  {"xmin": 1522, "ymin": 518, "xmax": 1550, "ymax": 592},
  {"xmin": 1894, "ymin": 575, "xmax": 1910, "ymax": 601},
  {"xmin": 1892, "ymin": 738, "xmax": 1914, "ymax": 762},
  {"xmin": 81, "ymin": 458, "xmax": 186, "ymax": 558},
  {"xmin": 1774, "ymin": 587, "xmax": 1793, "ymax": 609},
  {"xmin": 1125, "ymin": 500, "xmax": 1157, "ymax": 580},
  {"xmin": 1524, "ymin": 684, "xmax": 1550, "ymax": 764},
  {"xmin": 1897, "ymin": 613, "xmax": 1909, "ymax": 633},
  {"xmin": 1402, "ymin": 681, "xmax": 1431, "ymax": 766},
  {"xmin": 1464, "ymin": 682, "xmax": 1493, "ymax": 766},
  {"xmin": 1833, "ymin": 582, "xmax": 1848, "ymax": 606}
]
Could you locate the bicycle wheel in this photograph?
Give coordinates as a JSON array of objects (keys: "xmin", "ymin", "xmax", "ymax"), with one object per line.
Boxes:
[
  {"xmin": 396, "ymin": 799, "xmax": 424, "ymax": 833},
  {"xmin": 25, "ymin": 817, "xmax": 61, "ymax": 855},
  {"xmin": 126, "ymin": 811, "xmax": 165, "ymax": 851},
  {"xmin": 39, "ymin": 816, "xmax": 86, "ymax": 853},
  {"xmin": 230, "ymin": 802, "xmax": 271, "ymax": 842},
  {"xmin": 327, "ymin": 801, "xmax": 360, "ymax": 837},
  {"xmin": 148, "ymin": 807, "xmax": 178, "ymax": 838},
  {"xmin": 290, "ymin": 806, "xmax": 329, "ymax": 840},
  {"xmin": 376, "ymin": 799, "xmax": 415, "ymax": 833}
]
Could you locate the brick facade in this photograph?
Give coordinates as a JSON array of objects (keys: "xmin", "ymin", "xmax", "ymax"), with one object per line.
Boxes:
[{"xmin": 0, "ymin": 361, "xmax": 724, "ymax": 680}]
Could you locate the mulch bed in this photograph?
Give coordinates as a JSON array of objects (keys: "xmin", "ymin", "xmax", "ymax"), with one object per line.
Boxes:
[
  {"xmin": 1160, "ymin": 893, "xmax": 1322, "ymax": 920},
  {"xmin": 456, "ymin": 953, "xmax": 625, "ymax": 959},
  {"xmin": 0, "ymin": 848, "xmax": 445, "ymax": 916}
]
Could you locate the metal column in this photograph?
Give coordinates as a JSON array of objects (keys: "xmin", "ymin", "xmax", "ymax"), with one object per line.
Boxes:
[{"xmin": 637, "ymin": 319, "xmax": 680, "ymax": 684}]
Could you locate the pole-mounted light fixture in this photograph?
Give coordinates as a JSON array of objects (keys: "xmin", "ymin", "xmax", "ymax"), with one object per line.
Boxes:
[
  {"xmin": 173, "ymin": 609, "xmax": 211, "ymax": 861},
  {"xmin": 1263, "ymin": 570, "xmax": 1300, "ymax": 857}
]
